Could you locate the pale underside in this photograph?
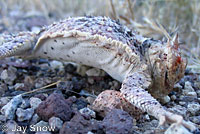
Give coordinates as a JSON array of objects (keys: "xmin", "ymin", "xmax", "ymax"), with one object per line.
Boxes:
[
  {"xmin": 34, "ymin": 36, "xmax": 138, "ymax": 82},
  {"xmin": 32, "ymin": 16, "xmax": 145, "ymax": 82}
]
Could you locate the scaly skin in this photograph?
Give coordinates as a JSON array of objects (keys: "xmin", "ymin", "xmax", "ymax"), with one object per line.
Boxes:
[{"xmin": 0, "ymin": 16, "xmax": 196, "ymax": 131}]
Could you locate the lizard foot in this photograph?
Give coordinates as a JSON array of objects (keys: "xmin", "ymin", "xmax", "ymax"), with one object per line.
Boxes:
[{"xmin": 157, "ymin": 111, "xmax": 196, "ymax": 132}]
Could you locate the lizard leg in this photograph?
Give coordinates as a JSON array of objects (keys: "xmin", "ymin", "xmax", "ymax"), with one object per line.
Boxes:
[
  {"xmin": 0, "ymin": 32, "xmax": 36, "ymax": 59},
  {"xmin": 120, "ymin": 71, "xmax": 196, "ymax": 132}
]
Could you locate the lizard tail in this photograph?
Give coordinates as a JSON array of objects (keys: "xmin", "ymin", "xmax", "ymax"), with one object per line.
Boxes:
[{"xmin": 0, "ymin": 31, "xmax": 37, "ymax": 59}]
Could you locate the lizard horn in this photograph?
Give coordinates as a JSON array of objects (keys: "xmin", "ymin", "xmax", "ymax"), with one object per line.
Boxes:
[
  {"xmin": 167, "ymin": 38, "xmax": 171, "ymax": 47},
  {"xmin": 0, "ymin": 32, "xmax": 37, "ymax": 59},
  {"xmin": 172, "ymin": 33, "xmax": 179, "ymax": 50}
]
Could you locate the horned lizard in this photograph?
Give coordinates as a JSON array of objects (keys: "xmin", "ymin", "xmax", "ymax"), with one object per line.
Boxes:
[{"xmin": 0, "ymin": 16, "xmax": 196, "ymax": 131}]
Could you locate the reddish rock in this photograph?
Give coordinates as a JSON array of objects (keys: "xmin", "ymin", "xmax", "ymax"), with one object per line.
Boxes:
[
  {"xmin": 102, "ymin": 109, "xmax": 133, "ymax": 134},
  {"xmin": 36, "ymin": 93, "xmax": 73, "ymax": 121},
  {"xmin": 92, "ymin": 90, "xmax": 143, "ymax": 119},
  {"xmin": 59, "ymin": 112, "xmax": 103, "ymax": 134}
]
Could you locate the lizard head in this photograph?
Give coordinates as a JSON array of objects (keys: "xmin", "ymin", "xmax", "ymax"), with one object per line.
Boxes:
[
  {"xmin": 148, "ymin": 34, "xmax": 187, "ymax": 99},
  {"xmin": 163, "ymin": 34, "xmax": 187, "ymax": 89}
]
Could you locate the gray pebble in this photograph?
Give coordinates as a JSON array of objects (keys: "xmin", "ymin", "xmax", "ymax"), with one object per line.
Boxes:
[
  {"xmin": 30, "ymin": 114, "xmax": 40, "ymax": 124},
  {"xmin": 16, "ymin": 108, "xmax": 34, "ymax": 122},
  {"xmin": 0, "ymin": 115, "xmax": 6, "ymax": 122},
  {"xmin": 0, "ymin": 97, "xmax": 10, "ymax": 107},
  {"xmin": 86, "ymin": 68, "xmax": 101, "ymax": 76},
  {"xmin": 79, "ymin": 107, "xmax": 96, "ymax": 118},
  {"xmin": 1, "ymin": 95, "xmax": 23, "ymax": 120},
  {"xmin": 189, "ymin": 116, "xmax": 200, "ymax": 124},
  {"xmin": 20, "ymin": 99, "xmax": 30, "ymax": 109},
  {"xmin": 14, "ymin": 83, "xmax": 25, "ymax": 91},
  {"xmin": 48, "ymin": 116, "xmax": 63, "ymax": 132},
  {"xmin": 30, "ymin": 97, "xmax": 42, "ymax": 109},
  {"xmin": 168, "ymin": 105, "xmax": 187, "ymax": 116},
  {"xmin": 50, "ymin": 60, "xmax": 64, "ymax": 71},
  {"xmin": 165, "ymin": 123, "xmax": 192, "ymax": 134},
  {"xmin": 187, "ymin": 103, "xmax": 200, "ymax": 116},
  {"xmin": 35, "ymin": 120, "xmax": 49, "ymax": 127}
]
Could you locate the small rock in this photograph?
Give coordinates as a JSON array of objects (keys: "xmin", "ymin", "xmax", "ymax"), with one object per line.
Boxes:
[
  {"xmin": 57, "ymin": 81, "xmax": 74, "ymax": 96},
  {"xmin": 20, "ymin": 98, "xmax": 30, "ymax": 109},
  {"xmin": 38, "ymin": 63, "xmax": 49, "ymax": 71},
  {"xmin": 34, "ymin": 94, "xmax": 47, "ymax": 101},
  {"xmin": 14, "ymin": 83, "xmax": 25, "ymax": 91},
  {"xmin": 184, "ymin": 81, "xmax": 195, "ymax": 92},
  {"xmin": 87, "ymin": 77, "xmax": 94, "ymax": 84},
  {"xmin": 0, "ymin": 115, "xmax": 6, "ymax": 122},
  {"xmin": 79, "ymin": 90, "xmax": 92, "ymax": 97},
  {"xmin": 86, "ymin": 68, "xmax": 101, "ymax": 76},
  {"xmin": 76, "ymin": 65, "xmax": 90, "ymax": 76},
  {"xmin": 1, "ymin": 66, "xmax": 17, "ymax": 85},
  {"xmin": 168, "ymin": 105, "xmax": 187, "ymax": 116},
  {"xmin": 0, "ymin": 82, "xmax": 8, "ymax": 96},
  {"xmin": 50, "ymin": 60, "xmax": 64, "ymax": 70},
  {"xmin": 87, "ymin": 131, "xmax": 94, "ymax": 134},
  {"xmin": 143, "ymin": 114, "xmax": 150, "ymax": 121},
  {"xmin": 79, "ymin": 107, "xmax": 96, "ymax": 118},
  {"xmin": 1, "ymin": 95, "xmax": 23, "ymax": 120},
  {"xmin": 196, "ymin": 90, "xmax": 200, "ymax": 97},
  {"xmin": 173, "ymin": 83, "xmax": 182, "ymax": 91},
  {"xmin": 34, "ymin": 121, "xmax": 53, "ymax": 133},
  {"xmin": 71, "ymin": 77, "xmax": 86, "ymax": 91},
  {"xmin": 48, "ymin": 117, "xmax": 63, "ymax": 132},
  {"xmin": 189, "ymin": 116, "xmax": 200, "ymax": 124},
  {"xmin": 59, "ymin": 112, "xmax": 103, "ymax": 134},
  {"xmin": 102, "ymin": 109, "xmax": 133, "ymax": 134},
  {"xmin": 16, "ymin": 108, "xmax": 34, "ymax": 122},
  {"xmin": 30, "ymin": 114, "xmax": 40, "ymax": 124},
  {"xmin": 193, "ymin": 81, "xmax": 200, "ymax": 90},
  {"xmin": 112, "ymin": 80, "xmax": 120, "ymax": 89},
  {"xmin": 30, "ymin": 97, "xmax": 42, "ymax": 109},
  {"xmin": 171, "ymin": 95, "xmax": 177, "ymax": 101},
  {"xmin": 35, "ymin": 120, "xmax": 49, "ymax": 127},
  {"xmin": 31, "ymin": 26, "xmax": 41, "ymax": 33},
  {"xmin": 186, "ymin": 92, "xmax": 197, "ymax": 97},
  {"xmin": 0, "ymin": 97, "xmax": 10, "ymax": 107},
  {"xmin": 187, "ymin": 103, "xmax": 200, "ymax": 116},
  {"xmin": 36, "ymin": 93, "xmax": 73, "ymax": 121},
  {"xmin": 4, "ymin": 120, "xmax": 21, "ymax": 134},
  {"xmin": 92, "ymin": 90, "xmax": 143, "ymax": 119},
  {"xmin": 64, "ymin": 63, "xmax": 76, "ymax": 73},
  {"xmin": 34, "ymin": 77, "xmax": 52, "ymax": 89},
  {"xmin": 86, "ymin": 96, "xmax": 95, "ymax": 105},
  {"xmin": 161, "ymin": 95, "xmax": 170, "ymax": 104},
  {"xmin": 1, "ymin": 70, "xmax": 8, "ymax": 80},
  {"xmin": 165, "ymin": 123, "xmax": 192, "ymax": 134},
  {"xmin": 179, "ymin": 101, "xmax": 186, "ymax": 106},
  {"xmin": 74, "ymin": 97, "xmax": 88, "ymax": 110},
  {"xmin": 141, "ymin": 119, "xmax": 159, "ymax": 131}
]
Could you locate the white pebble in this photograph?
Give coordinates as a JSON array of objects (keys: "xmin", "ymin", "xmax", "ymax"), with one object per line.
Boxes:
[
  {"xmin": 1, "ymin": 95, "xmax": 23, "ymax": 120},
  {"xmin": 79, "ymin": 107, "xmax": 96, "ymax": 118},
  {"xmin": 187, "ymin": 103, "xmax": 200, "ymax": 116},
  {"xmin": 30, "ymin": 97, "xmax": 42, "ymax": 109}
]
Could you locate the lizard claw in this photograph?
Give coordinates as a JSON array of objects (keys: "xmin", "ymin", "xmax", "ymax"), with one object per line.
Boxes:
[
  {"xmin": 158, "ymin": 114, "xmax": 166, "ymax": 127},
  {"xmin": 158, "ymin": 111, "xmax": 196, "ymax": 132}
]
